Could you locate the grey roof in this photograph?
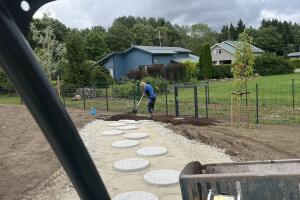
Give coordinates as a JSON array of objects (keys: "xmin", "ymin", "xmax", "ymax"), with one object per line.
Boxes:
[
  {"xmin": 135, "ymin": 46, "xmax": 192, "ymax": 54},
  {"xmin": 287, "ymin": 52, "xmax": 300, "ymax": 57},
  {"xmin": 212, "ymin": 41, "xmax": 264, "ymax": 54},
  {"xmin": 172, "ymin": 54, "xmax": 199, "ymax": 63}
]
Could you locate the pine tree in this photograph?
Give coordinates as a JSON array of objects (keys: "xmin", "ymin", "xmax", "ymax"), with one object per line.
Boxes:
[
  {"xmin": 202, "ymin": 44, "xmax": 213, "ymax": 79},
  {"xmin": 219, "ymin": 25, "xmax": 229, "ymax": 42},
  {"xmin": 236, "ymin": 19, "xmax": 246, "ymax": 38},
  {"xmin": 63, "ymin": 30, "xmax": 91, "ymax": 86},
  {"xmin": 229, "ymin": 23, "xmax": 237, "ymax": 41}
]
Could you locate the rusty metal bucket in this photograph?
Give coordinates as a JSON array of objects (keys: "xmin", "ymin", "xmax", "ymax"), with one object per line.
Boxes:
[{"xmin": 179, "ymin": 159, "xmax": 300, "ymax": 200}]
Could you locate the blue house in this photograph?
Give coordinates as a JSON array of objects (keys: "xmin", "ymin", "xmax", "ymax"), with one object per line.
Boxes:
[{"xmin": 94, "ymin": 46, "xmax": 199, "ymax": 81}]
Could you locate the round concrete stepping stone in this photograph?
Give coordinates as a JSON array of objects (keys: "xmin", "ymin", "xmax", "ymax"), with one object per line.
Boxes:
[
  {"xmin": 137, "ymin": 147, "xmax": 167, "ymax": 157},
  {"xmin": 117, "ymin": 126, "xmax": 138, "ymax": 130},
  {"xmin": 144, "ymin": 169, "xmax": 180, "ymax": 187},
  {"xmin": 112, "ymin": 140, "xmax": 139, "ymax": 148},
  {"xmin": 101, "ymin": 130, "xmax": 124, "ymax": 136},
  {"xmin": 139, "ymin": 120, "xmax": 154, "ymax": 122},
  {"xmin": 108, "ymin": 123, "xmax": 127, "ymax": 127},
  {"xmin": 114, "ymin": 158, "xmax": 150, "ymax": 172},
  {"xmin": 119, "ymin": 119, "xmax": 135, "ymax": 122},
  {"xmin": 124, "ymin": 132, "xmax": 149, "ymax": 140},
  {"xmin": 125, "ymin": 120, "xmax": 141, "ymax": 124},
  {"xmin": 112, "ymin": 191, "xmax": 159, "ymax": 200}
]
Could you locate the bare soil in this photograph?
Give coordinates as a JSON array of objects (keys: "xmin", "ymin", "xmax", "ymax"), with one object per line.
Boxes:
[{"xmin": 0, "ymin": 104, "xmax": 299, "ymax": 199}]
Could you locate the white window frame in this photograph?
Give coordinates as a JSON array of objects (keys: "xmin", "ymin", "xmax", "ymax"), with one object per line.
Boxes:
[{"xmin": 214, "ymin": 48, "xmax": 222, "ymax": 54}]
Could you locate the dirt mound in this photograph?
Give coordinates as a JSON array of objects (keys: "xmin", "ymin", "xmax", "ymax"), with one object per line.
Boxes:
[{"xmin": 104, "ymin": 113, "xmax": 217, "ymax": 127}]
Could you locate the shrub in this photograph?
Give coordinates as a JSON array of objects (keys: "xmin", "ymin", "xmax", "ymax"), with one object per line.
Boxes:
[
  {"xmin": 91, "ymin": 65, "xmax": 112, "ymax": 86},
  {"xmin": 146, "ymin": 64, "xmax": 164, "ymax": 77},
  {"xmin": 141, "ymin": 76, "xmax": 169, "ymax": 94},
  {"xmin": 288, "ymin": 59, "xmax": 300, "ymax": 69},
  {"xmin": 126, "ymin": 68, "xmax": 145, "ymax": 81},
  {"xmin": 202, "ymin": 44, "xmax": 213, "ymax": 79},
  {"xmin": 183, "ymin": 60, "xmax": 199, "ymax": 81},
  {"xmin": 114, "ymin": 82, "xmax": 136, "ymax": 99},
  {"xmin": 165, "ymin": 63, "xmax": 185, "ymax": 82},
  {"xmin": 0, "ymin": 68, "xmax": 13, "ymax": 91},
  {"xmin": 254, "ymin": 53, "xmax": 295, "ymax": 75},
  {"xmin": 213, "ymin": 64, "xmax": 233, "ymax": 79}
]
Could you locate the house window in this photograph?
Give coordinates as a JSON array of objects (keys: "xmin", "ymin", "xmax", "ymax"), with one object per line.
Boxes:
[
  {"xmin": 137, "ymin": 65, "xmax": 148, "ymax": 74},
  {"xmin": 214, "ymin": 49, "xmax": 221, "ymax": 54}
]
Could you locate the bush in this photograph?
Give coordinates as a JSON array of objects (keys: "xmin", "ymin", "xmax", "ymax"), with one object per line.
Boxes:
[
  {"xmin": 114, "ymin": 82, "xmax": 136, "ymax": 99},
  {"xmin": 254, "ymin": 53, "xmax": 295, "ymax": 75},
  {"xmin": 202, "ymin": 44, "xmax": 213, "ymax": 79},
  {"xmin": 141, "ymin": 76, "xmax": 169, "ymax": 94},
  {"xmin": 146, "ymin": 64, "xmax": 164, "ymax": 77},
  {"xmin": 213, "ymin": 64, "xmax": 233, "ymax": 79},
  {"xmin": 0, "ymin": 68, "xmax": 13, "ymax": 90},
  {"xmin": 165, "ymin": 63, "xmax": 185, "ymax": 82},
  {"xmin": 91, "ymin": 65, "xmax": 112, "ymax": 86},
  {"xmin": 183, "ymin": 60, "xmax": 199, "ymax": 81},
  {"xmin": 126, "ymin": 68, "xmax": 145, "ymax": 81},
  {"xmin": 288, "ymin": 59, "xmax": 300, "ymax": 69}
]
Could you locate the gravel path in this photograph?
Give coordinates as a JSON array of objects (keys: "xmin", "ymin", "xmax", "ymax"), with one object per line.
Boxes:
[{"xmin": 30, "ymin": 120, "xmax": 232, "ymax": 200}]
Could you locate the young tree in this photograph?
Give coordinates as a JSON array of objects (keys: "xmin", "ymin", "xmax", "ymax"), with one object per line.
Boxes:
[
  {"xmin": 231, "ymin": 32, "xmax": 257, "ymax": 94},
  {"xmin": 63, "ymin": 30, "xmax": 91, "ymax": 86},
  {"xmin": 30, "ymin": 12, "xmax": 67, "ymax": 80}
]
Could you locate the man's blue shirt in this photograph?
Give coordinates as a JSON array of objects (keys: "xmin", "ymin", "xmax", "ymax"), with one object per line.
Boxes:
[{"xmin": 144, "ymin": 84, "xmax": 156, "ymax": 99}]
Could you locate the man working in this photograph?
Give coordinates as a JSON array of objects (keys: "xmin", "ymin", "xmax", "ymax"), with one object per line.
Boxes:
[{"xmin": 140, "ymin": 82, "xmax": 156, "ymax": 119}]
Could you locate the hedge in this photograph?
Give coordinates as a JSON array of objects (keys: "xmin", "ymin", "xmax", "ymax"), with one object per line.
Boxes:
[
  {"xmin": 254, "ymin": 53, "xmax": 294, "ymax": 76},
  {"xmin": 288, "ymin": 59, "xmax": 300, "ymax": 69},
  {"xmin": 212, "ymin": 64, "xmax": 233, "ymax": 79}
]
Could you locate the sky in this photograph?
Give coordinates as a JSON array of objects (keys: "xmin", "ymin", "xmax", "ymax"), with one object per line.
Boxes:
[{"xmin": 34, "ymin": 0, "xmax": 300, "ymax": 31}]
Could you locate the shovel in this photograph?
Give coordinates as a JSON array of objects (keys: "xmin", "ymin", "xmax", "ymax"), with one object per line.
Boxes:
[{"xmin": 132, "ymin": 97, "xmax": 143, "ymax": 114}]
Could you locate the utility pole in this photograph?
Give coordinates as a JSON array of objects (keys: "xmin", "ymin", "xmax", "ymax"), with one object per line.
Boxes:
[{"xmin": 159, "ymin": 30, "xmax": 161, "ymax": 47}]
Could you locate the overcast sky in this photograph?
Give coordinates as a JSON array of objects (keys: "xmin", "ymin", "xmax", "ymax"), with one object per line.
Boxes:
[{"xmin": 34, "ymin": 0, "xmax": 300, "ymax": 31}]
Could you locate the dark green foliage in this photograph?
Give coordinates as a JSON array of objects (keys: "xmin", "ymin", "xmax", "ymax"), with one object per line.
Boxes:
[
  {"xmin": 254, "ymin": 53, "xmax": 295, "ymax": 75},
  {"xmin": 84, "ymin": 31, "xmax": 110, "ymax": 61},
  {"xmin": 126, "ymin": 68, "xmax": 145, "ymax": 81},
  {"xmin": 0, "ymin": 68, "xmax": 13, "ymax": 90},
  {"xmin": 288, "ymin": 59, "xmax": 300, "ymax": 69},
  {"xmin": 236, "ymin": 19, "xmax": 246, "ymax": 38},
  {"xmin": 212, "ymin": 64, "xmax": 233, "ymax": 79},
  {"xmin": 197, "ymin": 45, "xmax": 204, "ymax": 80},
  {"xmin": 91, "ymin": 65, "xmax": 112, "ymax": 86},
  {"xmin": 229, "ymin": 23, "xmax": 237, "ymax": 41},
  {"xmin": 165, "ymin": 63, "xmax": 186, "ymax": 82},
  {"xmin": 146, "ymin": 64, "xmax": 164, "ymax": 77},
  {"xmin": 63, "ymin": 31, "xmax": 91, "ymax": 86},
  {"xmin": 105, "ymin": 24, "xmax": 132, "ymax": 51},
  {"xmin": 202, "ymin": 44, "xmax": 213, "ymax": 79},
  {"xmin": 218, "ymin": 25, "xmax": 229, "ymax": 42}
]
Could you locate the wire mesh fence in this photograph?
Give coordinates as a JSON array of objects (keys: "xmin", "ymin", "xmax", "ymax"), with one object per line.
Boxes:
[{"xmin": 0, "ymin": 80, "xmax": 299, "ymax": 124}]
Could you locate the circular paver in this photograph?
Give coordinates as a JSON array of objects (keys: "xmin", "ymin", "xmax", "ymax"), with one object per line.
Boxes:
[
  {"xmin": 137, "ymin": 147, "xmax": 167, "ymax": 157},
  {"xmin": 124, "ymin": 132, "xmax": 149, "ymax": 140},
  {"xmin": 112, "ymin": 140, "xmax": 139, "ymax": 148},
  {"xmin": 144, "ymin": 169, "xmax": 180, "ymax": 187},
  {"xmin": 125, "ymin": 120, "xmax": 141, "ymax": 124},
  {"xmin": 119, "ymin": 119, "xmax": 135, "ymax": 122},
  {"xmin": 114, "ymin": 158, "xmax": 150, "ymax": 172},
  {"xmin": 117, "ymin": 126, "xmax": 138, "ymax": 130},
  {"xmin": 112, "ymin": 191, "xmax": 159, "ymax": 200},
  {"xmin": 139, "ymin": 120, "xmax": 154, "ymax": 122},
  {"xmin": 108, "ymin": 123, "xmax": 127, "ymax": 127},
  {"xmin": 101, "ymin": 130, "xmax": 124, "ymax": 136}
]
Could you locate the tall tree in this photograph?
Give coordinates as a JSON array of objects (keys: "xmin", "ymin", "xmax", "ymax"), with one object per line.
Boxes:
[
  {"xmin": 218, "ymin": 25, "xmax": 229, "ymax": 42},
  {"xmin": 236, "ymin": 19, "xmax": 246, "ymax": 38},
  {"xmin": 84, "ymin": 31, "xmax": 110, "ymax": 61},
  {"xmin": 30, "ymin": 12, "xmax": 67, "ymax": 80},
  {"xmin": 254, "ymin": 26, "xmax": 285, "ymax": 55},
  {"xmin": 190, "ymin": 23, "xmax": 218, "ymax": 55},
  {"xmin": 173, "ymin": 24, "xmax": 191, "ymax": 49},
  {"xmin": 229, "ymin": 23, "xmax": 237, "ymax": 40},
  {"xmin": 105, "ymin": 24, "xmax": 133, "ymax": 51},
  {"xmin": 113, "ymin": 16, "xmax": 137, "ymax": 29},
  {"xmin": 63, "ymin": 30, "xmax": 91, "ymax": 86},
  {"xmin": 131, "ymin": 24, "xmax": 155, "ymax": 46}
]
